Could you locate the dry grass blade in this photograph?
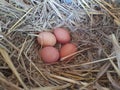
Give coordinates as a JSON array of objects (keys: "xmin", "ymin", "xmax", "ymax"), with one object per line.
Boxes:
[
  {"xmin": 31, "ymin": 83, "xmax": 71, "ymax": 90},
  {"xmin": 100, "ymin": 0, "xmax": 114, "ymax": 9},
  {"xmin": 17, "ymin": 37, "xmax": 27, "ymax": 60},
  {"xmin": 107, "ymin": 72, "xmax": 120, "ymax": 90},
  {"xmin": 0, "ymin": 66, "xmax": 9, "ymax": 69},
  {"xmin": 7, "ymin": 7, "xmax": 34, "ymax": 35},
  {"xmin": 31, "ymin": 61, "xmax": 47, "ymax": 80},
  {"xmin": 110, "ymin": 34, "xmax": 120, "ymax": 69},
  {"xmin": 0, "ymin": 47, "xmax": 28, "ymax": 90},
  {"xmin": 51, "ymin": 0, "xmax": 69, "ymax": 13},
  {"xmin": 88, "ymin": 11, "xmax": 104, "ymax": 15},
  {"xmin": 0, "ymin": 0, "xmax": 26, "ymax": 12},
  {"xmin": 24, "ymin": 53, "xmax": 47, "ymax": 80},
  {"xmin": 114, "ymin": 19, "xmax": 120, "ymax": 26},
  {"xmin": 60, "ymin": 47, "xmax": 90, "ymax": 61},
  {"xmin": 81, "ymin": 0, "xmax": 90, "ymax": 8},
  {"xmin": 81, "ymin": 56, "xmax": 115, "ymax": 66},
  {"xmin": 96, "ymin": 63, "xmax": 110, "ymax": 81},
  {"xmin": 95, "ymin": 82, "xmax": 110, "ymax": 90},
  {"xmin": 103, "ymin": 50, "xmax": 120, "ymax": 77},
  {"xmin": 62, "ymin": 56, "xmax": 116, "ymax": 68},
  {"xmin": 80, "ymin": 82, "xmax": 94, "ymax": 90},
  {"xmin": 94, "ymin": 0, "xmax": 120, "ymax": 26},
  {"xmin": 9, "ymin": 0, "xmax": 31, "ymax": 11},
  {"xmin": 77, "ymin": 0, "xmax": 90, "ymax": 18},
  {"xmin": 58, "ymin": 72, "xmax": 85, "ymax": 80},
  {"xmin": 94, "ymin": 0, "xmax": 116, "ymax": 19},
  {"xmin": 49, "ymin": 0, "xmax": 63, "ymax": 20},
  {"xmin": 3, "ymin": 37, "xmax": 19, "ymax": 51},
  {"xmin": 0, "ymin": 44, "xmax": 10, "ymax": 53},
  {"xmin": 49, "ymin": 74, "xmax": 80, "ymax": 85},
  {"xmin": 0, "ymin": 76, "xmax": 22, "ymax": 90}
]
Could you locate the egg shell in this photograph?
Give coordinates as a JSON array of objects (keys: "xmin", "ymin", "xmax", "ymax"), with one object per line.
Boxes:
[
  {"xmin": 39, "ymin": 47, "xmax": 59, "ymax": 63},
  {"xmin": 60, "ymin": 43, "xmax": 77, "ymax": 59},
  {"xmin": 37, "ymin": 32, "xmax": 56, "ymax": 46},
  {"xmin": 53, "ymin": 28, "xmax": 71, "ymax": 44}
]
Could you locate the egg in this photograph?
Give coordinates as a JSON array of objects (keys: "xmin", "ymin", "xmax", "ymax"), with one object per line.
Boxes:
[
  {"xmin": 39, "ymin": 47, "xmax": 59, "ymax": 63},
  {"xmin": 37, "ymin": 32, "xmax": 56, "ymax": 46},
  {"xmin": 53, "ymin": 28, "xmax": 71, "ymax": 44},
  {"xmin": 60, "ymin": 43, "xmax": 77, "ymax": 59}
]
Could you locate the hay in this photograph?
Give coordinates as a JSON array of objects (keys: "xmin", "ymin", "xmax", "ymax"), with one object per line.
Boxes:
[{"xmin": 0, "ymin": 0, "xmax": 120, "ymax": 90}]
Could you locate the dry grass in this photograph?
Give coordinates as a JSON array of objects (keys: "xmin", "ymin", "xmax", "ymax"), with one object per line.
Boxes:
[{"xmin": 0, "ymin": 0, "xmax": 120, "ymax": 90}]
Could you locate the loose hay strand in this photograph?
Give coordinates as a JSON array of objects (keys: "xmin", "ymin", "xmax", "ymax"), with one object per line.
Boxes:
[
  {"xmin": 100, "ymin": 0, "xmax": 114, "ymax": 9},
  {"xmin": 17, "ymin": 37, "xmax": 28, "ymax": 61},
  {"xmin": 60, "ymin": 56, "xmax": 116, "ymax": 68},
  {"xmin": 7, "ymin": 7, "xmax": 34, "ymax": 35},
  {"xmin": 49, "ymin": 73, "xmax": 80, "ymax": 85},
  {"xmin": 103, "ymin": 50, "xmax": 120, "ymax": 77},
  {"xmin": 0, "ymin": 47, "xmax": 28, "ymax": 90},
  {"xmin": 49, "ymin": 0, "xmax": 63, "ymax": 20},
  {"xmin": 77, "ymin": 0, "xmax": 91, "ymax": 18},
  {"xmin": 94, "ymin": 0, "xmax": 120, "ymax": 26},
  {"xmin": 31, "ymin": 83, "xmax": 71, "ymax": 90},
  {"xmin": 0, "ymin": 76, "xmax": 22, "ymax": 90},
  {"xmin": 24, "ymin": 53, "xmax": 47, "ymax": 80},
  {"xmin": 110, "ymin": 34, "xmax": 120, "ymax": 69},
  {"xmin": 60, "ymin": 47, "xmax": 90, "ymax": 61},
  {"xmin": 3, "ymin": 37, "xmax": 19, "ymax": 51}
]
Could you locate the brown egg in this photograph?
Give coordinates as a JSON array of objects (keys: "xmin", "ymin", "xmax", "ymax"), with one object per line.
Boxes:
[
  {"xmin": 53, "ymin": 28, "xmax": 71, "ymax": 44},
  {"xmin": 60, "ymin": 43, "xmax": 77, "ymax": 59},
  {"xmin": 37, "ymin": 32, "xmax": 56, "ymax": 46},
  {"xmin": 39, "ymin": 47, "xmax": 59, "ymax": 63}
]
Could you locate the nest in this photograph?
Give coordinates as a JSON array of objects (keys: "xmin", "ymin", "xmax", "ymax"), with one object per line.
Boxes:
[{"xmin": 0, "ymin": 0, "xmax": 120, "ymax": 90}]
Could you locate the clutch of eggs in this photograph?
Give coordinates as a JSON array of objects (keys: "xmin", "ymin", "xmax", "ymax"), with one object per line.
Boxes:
[{"xmin": 37, "ymin": 28, "xmax": 77, "ymax": 63}]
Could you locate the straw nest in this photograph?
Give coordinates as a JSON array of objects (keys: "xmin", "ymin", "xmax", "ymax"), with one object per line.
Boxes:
[{"xmin": 0, "ymin": 0, "xmax": 120, "ymax": 90}]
